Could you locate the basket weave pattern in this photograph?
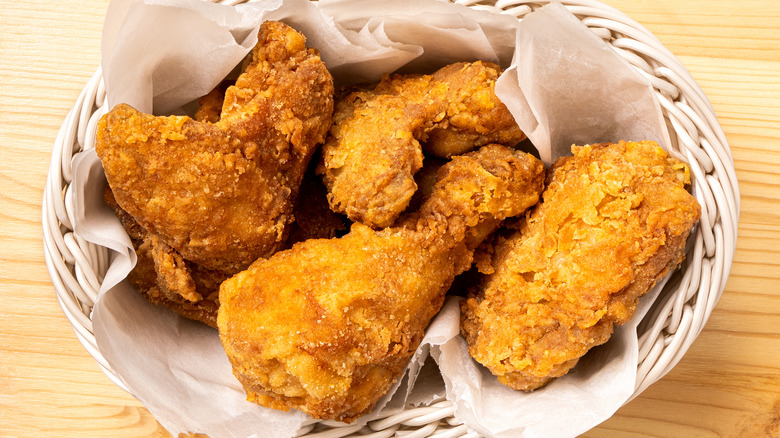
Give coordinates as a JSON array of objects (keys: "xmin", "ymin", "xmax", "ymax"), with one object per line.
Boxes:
[{"xmin": 42, "ymin": 0, "xmax": 739, "ymax": 436}]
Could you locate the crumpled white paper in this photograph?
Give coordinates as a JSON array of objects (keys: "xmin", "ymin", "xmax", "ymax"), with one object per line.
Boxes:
[
  {"xmin": 70, "ymin": 0, "xmax": 670, "ymax": 437},
  {"xmin": 495, "ymin": 2, "xmax": 669, "ymax": 164}
]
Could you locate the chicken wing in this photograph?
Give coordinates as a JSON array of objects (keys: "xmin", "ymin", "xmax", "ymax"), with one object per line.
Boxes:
[
  {"xmin": 218, "ymin": 144, "xmax": 545, "ymax": 422},
  {"xmin": 96, "ymin": 21, "xmax": 334, "ymax": 273},
  {"xmin": 319, "ymin": 61, "xmax": 525, "ymax": 229},
  {"xmin": 460, "ymin": 140, "xmax": 701, "ymax": 391}
]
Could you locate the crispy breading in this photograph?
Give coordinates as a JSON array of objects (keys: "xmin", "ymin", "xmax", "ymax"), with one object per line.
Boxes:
[
  {"xmin": 104, "ymin": 188, "xmax": 226, "ymax": 328},
  {"xmin": 460, "ymin": 140, "xmax": 701, "ymax": 391},
  {"xmin": 193, "ymin": 80, "xmax": 231, "ymax": 123},
  {"xmin": 285, "ymin": 154, "xmax": 349, "ymax": 247},
  {"xmin": 319, "ymin": 61, "xmax": 525, "ymax": 229},
  {"xmin": 406, "ymin": 155, "xmax": 447, "ymax": 213},
  {"xmin": 218, "ymin": 144, "xmax": 544, "ymax": 422},
  {"xmin": 96, "ymin": 21, "xmax": 334, "ymax": 273}
]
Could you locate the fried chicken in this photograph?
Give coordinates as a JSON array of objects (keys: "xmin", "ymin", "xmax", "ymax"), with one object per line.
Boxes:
[
  {"xmin": 319, "ymin": 61, "xmax": 526, "ymax": 229},
  {"xmin": 285, "ymin": 153, "xmax": 349, "ymax": 247},
  {"xmin": 460, "ymin": 140, "xmax": 701, "ymax": 391},
  {"xmin": 406, "ymin": 155, "xmax": 447, "ymax": 213},
  {"xmin": 96, "ymin": 21, "xmax": 334, "ymax": 273},
  {"xmin": 104, "ymin": 188, "xmax": 226, "ymax": 328},
  {"xmin": 193, "ymin": 80, "xmax": 231, "ymax": 124},
  {"xmin": 104, "ymin": 149, "xmax": 346, "ymax": 328},
  {"xmin": 218, "ymin": 144, "xmax": 545, "ymax": 422}
]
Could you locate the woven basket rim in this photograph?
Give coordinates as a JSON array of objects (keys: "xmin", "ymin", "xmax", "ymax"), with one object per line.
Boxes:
[{"xmin": 42, "ymin": 0, "xmax": 740, "ymax": 436}]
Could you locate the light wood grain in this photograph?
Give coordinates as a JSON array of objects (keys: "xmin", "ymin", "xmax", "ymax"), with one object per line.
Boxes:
[{"xmin": 1, "ymin": 1, "xmax": 779, "ymax": 437}]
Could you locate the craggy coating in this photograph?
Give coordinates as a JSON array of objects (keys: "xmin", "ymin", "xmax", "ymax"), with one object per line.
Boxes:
[
  {"xmin": 193, "ymin": 80, "xmax": 231, "ymax": 124},
  {"xmin": 460, "ymin": 141, "xmax": 701, "ymax": 391},
  {"xmin": 285, "ymin": 155, "xmax": 349, "ymax": 247},
  {"xmin": 319, "ymin": 61, "xmax": 526, "ymax": 229},
  {"xmin": 102, "ymin": 79, "xmax": 231, "ymax": 326},
  {"xmin": 96, "ymin": 21, "xmax": 334, "ymax": 273},
  {"xmin": 104, "ymin": 188, "xmax": 226, "ymax": 328},
  {"xmin": 104, "ymin": 143, "xmax": 344, "ymax": 328},
  {"xmin": 218, "ymin": 144, "xmax": 544, "ymax": 422},
  {"xmin": 406, "ymin": 155, "xmax": 447, "ymax": 213}
]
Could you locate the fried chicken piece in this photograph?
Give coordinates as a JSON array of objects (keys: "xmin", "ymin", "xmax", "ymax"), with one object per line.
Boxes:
[
  {"xmin": 319, "ymin": 61, "xmax": 525, "ymax": 229},
  {"xmin": 135, "ymin": 236, "xmax": 225, "ymax": 328},
  {"xmin": 285, "ymin": 153, "xmax": 349, "ymax": 247},
  {"xmin": 104, "ymin": 188, "xmax": 227, "ymax": 328},
  {"xmin": 102, "ymin": 80, "xmax": 235, "ymax": 326},
  {"xmin": 460, "ymin": 141, "xmax": 701, "ymax": 391},
  {"xmin": 218, "ymin": 144, "xmax": 545, "ymax": 422},
  {"xmin": 193, "ymin": 80, "xmax": 232, "ymax": 123},
  {"xmin": 106, "ymin": 74, "xmax": 338, "ymax": 325},
  {"xmin": 96, "ymin": 21, "xmax": 334, "ymax": 273},
  {"xmin": 406, "ymin": 155, "xmax": 447, "ymax": 212}
]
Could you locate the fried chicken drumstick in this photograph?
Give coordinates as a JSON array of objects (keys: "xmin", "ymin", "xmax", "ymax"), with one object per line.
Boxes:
[
  {"xmin": 319, "ymin": 61, "xmax": 526, "ymax": 229},
  {"xmin": 96, "ymin": 21, "xmax": 334, "ymax": 273},
  {"xmin": 218, "ymin": 144, "xmax": 545, "ymax": 422},
  {"xmin": 460, "ymin": 141, "xmax": 701, "ymax": 391}
]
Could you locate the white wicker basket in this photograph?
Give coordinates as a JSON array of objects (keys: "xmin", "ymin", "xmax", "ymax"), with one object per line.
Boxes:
[{"xmin": 42, "ymin": 0, "xmax": 740, "ymax": 436}]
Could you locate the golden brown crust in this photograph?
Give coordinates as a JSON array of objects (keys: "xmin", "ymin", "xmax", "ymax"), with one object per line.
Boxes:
[
  {"xmin": 133, "ymin": 237, "xmax": 223, "ymax": 329},
  {"xmin": 460, "ymin": 140, "xmax": 701, "ymax": 391},
  {"xmin": 218, "ymin": 145, "xmax": 544, "ymax": 422},
  {"xmin": 193, "ymin": 81, "xmax": 231, "ymax": 123},
  {"xmin": 104, "ymin": 187, "xmax": 226, "ymax": 328},
  {"xmin": 96, "ymin": 21, "xmax": 334, "ymax": 273},
  {"xmin": 319, "ymin": 61, "xmax": 525, "ymax": 229},
  {"xmin": 285, "ymin": 156, "xmax": 349, "ymax": 247}
]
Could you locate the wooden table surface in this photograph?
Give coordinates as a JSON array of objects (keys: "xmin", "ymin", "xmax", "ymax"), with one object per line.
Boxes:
[{"xmin": 2, "ymin": 1, "xmax": 779, "ymax": 437}]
